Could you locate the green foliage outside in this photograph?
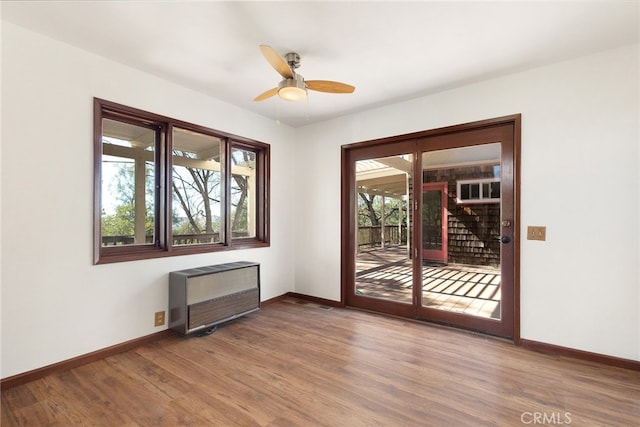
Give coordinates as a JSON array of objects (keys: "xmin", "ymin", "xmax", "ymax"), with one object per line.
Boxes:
[
  {"xmin": 101, "ymin": 162, "xmax": 155, "ymax": 238},
  {"xmin": 102, "ymin": 204, "xmax": 154, "ymax": 238}
]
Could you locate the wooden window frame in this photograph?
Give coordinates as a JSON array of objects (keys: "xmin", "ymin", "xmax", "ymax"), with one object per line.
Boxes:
[{"xmin": 93, "ymin": 98, "xmax": 270, "ymax": 264}]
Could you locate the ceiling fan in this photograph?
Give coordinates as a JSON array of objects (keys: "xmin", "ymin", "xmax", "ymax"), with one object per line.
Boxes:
[{"xmin": 254, "ymin": 45, "xmax": 355, "ymax": 102}]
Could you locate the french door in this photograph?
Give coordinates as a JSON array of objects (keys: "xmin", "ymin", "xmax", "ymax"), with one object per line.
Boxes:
[{"xmin": 342, "ymin": 116, "xmax": 520, "ymax": 339}]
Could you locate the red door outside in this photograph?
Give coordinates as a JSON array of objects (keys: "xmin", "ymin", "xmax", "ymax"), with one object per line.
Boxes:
[{"xmin": 422, "ymin": 182, "xmax": 448, "ymax": 264}]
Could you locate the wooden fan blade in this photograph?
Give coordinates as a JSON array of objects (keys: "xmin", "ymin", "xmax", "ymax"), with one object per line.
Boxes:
[
  {"xmin": 259, "ymin": 45, "xmax": 293, "ymax": 79},
  {"xmin": 254, "ymin": 87, "xmax": 278, "ymax": 102},
  {"xmin": 306, "ymin": 80, "xmax": 355, "ymax": 94}
]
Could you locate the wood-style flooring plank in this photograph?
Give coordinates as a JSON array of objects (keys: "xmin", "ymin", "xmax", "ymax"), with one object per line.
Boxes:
[{"xmin": 2, "ymin": 298, "xmax": 639, "ymax": 426}]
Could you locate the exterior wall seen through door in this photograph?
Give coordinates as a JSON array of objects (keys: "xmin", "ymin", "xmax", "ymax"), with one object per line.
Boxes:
[{"xmin": 424, "ymin": 164, "xmax": 500, "ymax": 267}]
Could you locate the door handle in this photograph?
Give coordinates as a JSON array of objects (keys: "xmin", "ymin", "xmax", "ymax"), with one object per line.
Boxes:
[{"xmin": 500, "ymin": 236, "xmax": 511, "ymax": 244}]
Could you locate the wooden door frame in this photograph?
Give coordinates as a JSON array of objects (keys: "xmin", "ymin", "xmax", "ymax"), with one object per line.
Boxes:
[
  {"xmin": 341, "ymin": 138, "xmax": 417, "ymax": 319},
  {"xmin": 341, "ymin": 114, "xmax": 520, "ymax": 343},
  {"xmin": 415, "ymin": 122, "xmax": 517, "ymax": 338},
  {"xmin": 421, "ymin": 182, "xmax": 448, "ymax": 264}
]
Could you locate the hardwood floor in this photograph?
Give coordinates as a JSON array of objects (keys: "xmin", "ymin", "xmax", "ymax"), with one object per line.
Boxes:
[{"xmin": 3, "ymin": 297, "xmax": 639, "ymax": 426}]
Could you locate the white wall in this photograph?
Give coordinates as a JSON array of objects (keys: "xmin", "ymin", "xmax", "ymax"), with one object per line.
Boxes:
[
  {"xmin": 0, "ymin": 23, "xmax": 297, "ymax": 378},
  {"xmin": 2, "ymin": 21, "xmax": 638, "ymax": 380},
  {"xmin": 295, "ymin": 44, "xmax": 640, "ymax": 361}
]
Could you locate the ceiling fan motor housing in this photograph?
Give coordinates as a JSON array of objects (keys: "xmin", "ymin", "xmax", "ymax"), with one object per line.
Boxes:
[{"xmin": 284, "ymin": 52, "xmax": 301, "ymax": 69}]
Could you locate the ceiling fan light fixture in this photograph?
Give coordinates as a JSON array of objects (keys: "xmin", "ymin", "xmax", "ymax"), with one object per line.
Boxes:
[
  {"xmin": 277, "ymin": 75, "xmax": 307, "ymax": 101},
  {"xmin": 254, "ymin": 45, "xmax": 355, "ymax": 104}
]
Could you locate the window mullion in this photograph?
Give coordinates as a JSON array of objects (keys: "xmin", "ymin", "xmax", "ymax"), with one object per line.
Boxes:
[
  {"xmin": 158, "ymin": 123, "xmax": 170, "ymax": 249},
  {"xmin": 223, "ymin": 138, "xmax": 232, "ymax": 246}
]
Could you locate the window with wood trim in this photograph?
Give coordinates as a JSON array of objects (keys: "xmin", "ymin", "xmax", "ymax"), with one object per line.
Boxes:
[{"xmin": 94, "ymin": 98, "xmax": 269, "ymax": 264}]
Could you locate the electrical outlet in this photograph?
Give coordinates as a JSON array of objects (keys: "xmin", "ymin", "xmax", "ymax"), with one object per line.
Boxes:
[
  {"xmin": 527, "ymin": 226, "xmax": 546, "ymax": 241},
  {"xmin": 154, "ymin": 311, "xmax": 166, "ymax": 327}
]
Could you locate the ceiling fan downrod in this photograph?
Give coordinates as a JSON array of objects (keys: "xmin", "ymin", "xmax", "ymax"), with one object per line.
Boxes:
[{"xmin": 284, "ymin": 52, "xmax": 301, "ymax": 70}]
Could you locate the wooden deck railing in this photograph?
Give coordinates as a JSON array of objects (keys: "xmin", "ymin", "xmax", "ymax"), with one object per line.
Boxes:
[
  {"xmin": 102, "ymin": 231, "xmax": 249, "ymax": 246},
  {"xmin": 357, "ymin": 225, "xmax": 407, "ymax": 248}
]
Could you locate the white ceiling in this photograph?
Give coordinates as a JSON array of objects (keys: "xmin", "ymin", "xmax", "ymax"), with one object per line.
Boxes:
[{"xmin": 2, "ymin": 1, "xmax": 638, "ymax": 127}]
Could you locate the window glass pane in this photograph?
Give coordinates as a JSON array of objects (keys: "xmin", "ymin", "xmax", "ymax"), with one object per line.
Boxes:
[
  {"xmin": 231, "ymin": 147, "xmax": 256, "ymax": 238},
  {"xmin": 482, "ymin": 182, "xmax": 490, "ymax": 198},
  {"xmin": 490, "ymin": 181, "xmax": 501, "ymax": 199},
  {"xmin": 101, "ymin": 119, "xmax": 156, "ymax": 246},
  {"xmin": 172, "ymin": 128, "xmax": 223, "ymax": 245},
  {"xmin": 470, "ymin": 183, "xmax": 480, "ymax": 199},
  {"xmin": 460, "ymin": 183, "xmax": 470, "ymax": 200}
]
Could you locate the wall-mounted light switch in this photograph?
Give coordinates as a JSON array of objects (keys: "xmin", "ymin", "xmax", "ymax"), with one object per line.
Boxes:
[
  {"xmin": 527, "ymin": 226, "xmax": 546, "ymax": 241},
  {"xmin": 154, "ymin": 311, "xmax": 166, "ymax": 327}
]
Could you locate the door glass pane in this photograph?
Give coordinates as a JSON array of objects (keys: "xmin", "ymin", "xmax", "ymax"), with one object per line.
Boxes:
[
  {"xmin": 421, "ymin": 143, "xmax": 502, "ymax": 319},
  {"xmin": 172, "ymin": 128, "xmax": 223, "ymax": 245},
  {"xmin": 101, "ymin": 119, "xmax": 156, "ymax": 246},
  {"xmin": 354, "ymin": 154, "xmax": 413, "ymax": 303}
]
